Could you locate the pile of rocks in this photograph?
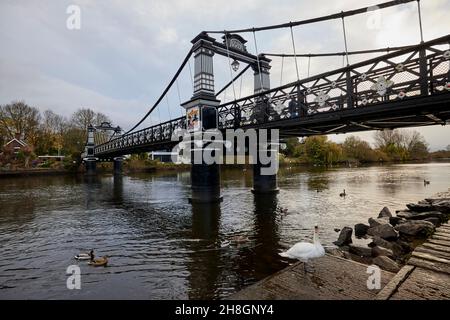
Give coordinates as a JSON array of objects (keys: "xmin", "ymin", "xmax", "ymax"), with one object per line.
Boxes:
[{"xmin": 331, "ymin": 198, "xmax": 450, "ymax": 273}]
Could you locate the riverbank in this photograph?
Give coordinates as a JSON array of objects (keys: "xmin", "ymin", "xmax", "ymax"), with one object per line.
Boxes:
[{"xmin": 230, "ymin": 189, "xmax": 450, "ymax": 300}]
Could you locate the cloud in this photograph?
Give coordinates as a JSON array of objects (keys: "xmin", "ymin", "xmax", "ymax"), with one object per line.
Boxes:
[{"xmin": 0, "ymin": 0, "xmax": 449, "ymax": 149}]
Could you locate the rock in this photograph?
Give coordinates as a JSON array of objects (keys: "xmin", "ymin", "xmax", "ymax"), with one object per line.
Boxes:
[
  {"xmin": 371, "ymin": 246, "xmax": 395, "ymax": 259},
  {"xmin": 367, "ymin": 224, "xmax": 398, "ymax": 240},
  {"xmin": 325, "ymin": 247, "xmax": 346, "ymax": 258},
  {"xmin": 378, "ymin": 207, "xmax": 392, "ymax": 218},
  {"xmin": 370, "ymin": 236, "xmax": 407, "ymax": 259},
  {"xmin": 343, "ymin": 251, "xmax": 373, "ymax": 265},
  {"xmin": 354, "ymin": 223, "xmax": 370, "ymax": 237},
  {"xmin": 373, "ymin": 256, "xmax": 400, "ymax": 273},
  {"xmin": 406, "ymin": 203, "xmax": 433, "ymax": 212},
  {"xmin": 432, "ymin": 200, "xmax": 450, "ymax": 214},
  {"xmin": 333, "ymin": 226, "xmax": 353, "ymax": 246},
  {"xmin": 423, "ymin": 217, "xmax": 441, "ymax": 227},
  {"xmin": 348, "ymin": 244, "xmax": 372, "ymax": 257},
  {"xmin": 368, "ymin": 217, "xmax": 389, "ymax": 228},
  {"xmin": 389, "ymin": 216, "xmax": 405, "ymax": 226},
  {"xmin": 397, "ymin": 210, "xmax": 445, "ymax": 221},
  {"xmin": 418, "ymin": 200, "xmax": 429, "ymax": 205},
  {"xmin": 394, "ymin": 220, "xmax": 435, "ymax": 238}
]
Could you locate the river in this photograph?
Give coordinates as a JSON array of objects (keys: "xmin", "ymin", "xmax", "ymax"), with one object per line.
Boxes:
[{"xmin": 0, "ymin": 162, "xmax": 449, "ymax": 299}]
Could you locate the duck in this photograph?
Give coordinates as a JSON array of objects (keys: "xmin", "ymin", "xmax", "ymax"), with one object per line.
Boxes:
[
  {"xmin": 279, "ymin": 226, "xmax": 325, "ymax": 272},
  {"xmin": 424, "ymin": 179, "xmax": 430, "ymax": 185},
  {"xmin": 339, "ymin": 189, "xmax": 346, "ymax": 197},
  {"xmin": 231, "ymin": 235, "xmax": 249, "ymax": 244},
  {"xmin": 88, "ymin": 256, "xmax": 108, "ymax": 267},
  {"xmin": 74, "ymin": 249, "xmax": 94, "ymax": 261}
]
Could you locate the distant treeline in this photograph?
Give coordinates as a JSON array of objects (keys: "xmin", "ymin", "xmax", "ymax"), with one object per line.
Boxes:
[
  {"xmin": 281, "ymin": 130, "xmax": 450, "ymax": 166},
  {"xmin": 0, "ymin": 100, "xmax": 110, "ymax": 169}
]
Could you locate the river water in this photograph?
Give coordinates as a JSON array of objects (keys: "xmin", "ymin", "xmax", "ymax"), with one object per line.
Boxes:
[{"xmin": 0, "ymin": 162, "xmax": 449, "ymax": 299}]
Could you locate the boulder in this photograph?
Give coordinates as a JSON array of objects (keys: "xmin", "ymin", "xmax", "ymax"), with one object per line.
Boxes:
[
  {"xmin": 389, "ymin": 216, "xmax": 405, "ymax": 226},
  {"xmin": 394, "ymin": 220, "xmax": 435, "ymax": 238},
  {"xmin": 333, "ymin": 226, "xmax": 353, "ymax": 246},
  {"xmin": 369, "ymin": 236, "xmax": 406, "ymax": 259},
  {"xmin": 423, "ymin": 217, "xmax": 441, "ymax": 227},
  {"xmin": 348, "ymin": 244, "xmax": 372, "ymax": 257},
  {"xmin": 397, "ymin": 210, "xmax": 445, "ymax": 221},
  {"xmin": 371, "ymin": 246, "xmax": 395, "ymax": 259},
  {"xmin": 432, "ymin": 200, "xmax": 450, "ymax": 214},
  {"xmin": 368, "ymin": 217, "xmax": 390, "ymax": 228},
  {"xmin": 354, "ymin": 223, "xmax": 370, "ymax": 237},
  {"xmin": 367, "ymin": 224, "xmax": 398, "ymax": 240},
  {"xmin": 406, "ymin": 203, "xmax": 433, "ymax": 212},
  {"xmin": 378, "ymin": 207, "xmax": 392, "ymax": 218},
  {"xmin": 373, "ymin": 256, "xmax": 400, "ymax": 273}
]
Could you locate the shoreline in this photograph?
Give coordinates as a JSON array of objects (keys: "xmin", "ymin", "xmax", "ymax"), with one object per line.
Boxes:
[{"xmin": 230, "ymin": 188, "xmax": 450, "ymax": 300}]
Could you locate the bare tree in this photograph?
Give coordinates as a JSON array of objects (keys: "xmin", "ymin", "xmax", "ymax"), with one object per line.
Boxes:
[
  {"xmin": 70, "ymin": 108, "xmax": 111, "ymax": 130},
  {"xmin": 373, "ymin": 129, "xmax": 403, "ymax": 149},
  {"xmin": 0, "ymin": 101, "xmax": 41, "ymax": 143}
]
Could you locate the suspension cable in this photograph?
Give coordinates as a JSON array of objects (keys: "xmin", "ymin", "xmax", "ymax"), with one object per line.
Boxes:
[
  {"xmin": 290, "ymin": 26, "xmax": 300, "ymax": 81},
  {"xmin": 252, "ymin": 30, "xmax": 264, "ymax": 92},
  {"xmin": 165, "ymin": 94, "xmax": 172, "ymax": 120},
  {"xmin": 262, "ymin": 44, "xmax": 414, "ymax": 57},
  {"xmin": 239, "ymin": 75, "xmax": 243, "ymax": 99},
  {"xmin": 175, "ymin": 79, "xmax": 183, "ymax": 117},
  {"xmin": 341, "ymin": 15, "xmax": 350, "ymax": 66},
  {"xmin": 280, "ymin": 56, "xmax": 284, "ymax": 86},
  {"xmin": 307, "ymin": 56, "xmax": 311, "ymax": 78},
  {"xmin": 215, "ymin": 64, "xmax": 250, "ymax": 98},
  {"xmin": 417, "ymin": 0, "xmax": 424, "ymax": 43},
  {"xmin": 204, "ymin": 0, "xmax": 415, "ymax": 34},
  {"xmin": 188, "ymin": 59, "xmax": 194, "ymax": 90},
  {"xmin": 124, "ymin": 48, "xmax": 193, "ymax": 134},
  {"xmin": 224, "ymin": 33, "xmax": 237, "ymax": 101}
]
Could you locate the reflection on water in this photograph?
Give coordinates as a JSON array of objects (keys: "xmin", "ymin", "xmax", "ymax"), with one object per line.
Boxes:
[{"xmin": 0, "ymin": 162, "xmax": 449, "ymax": 299}]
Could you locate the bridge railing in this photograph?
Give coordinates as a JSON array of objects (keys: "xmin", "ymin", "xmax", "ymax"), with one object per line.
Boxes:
[
  {"xmin": 217, "ymin": 35, "xmax": 450, "ymax": 129},
  {"xmin": 95, "ymin": 116, "xmax": 185, "ymax": 155}
]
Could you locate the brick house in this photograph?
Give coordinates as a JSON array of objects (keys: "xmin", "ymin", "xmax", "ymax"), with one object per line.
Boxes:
[{"xmin": 3, "ymin": 134, "xmax": 29, "ymax": 155}]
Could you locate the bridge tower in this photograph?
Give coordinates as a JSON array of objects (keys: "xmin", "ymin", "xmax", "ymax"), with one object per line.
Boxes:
[
  {"xmin": 251, "ymin": 59, "xmax": 279, "ymax": 194},
  {"xmin": 84, "ymin": 124, "xmax": 97, "ymax": 175},
  {"xmin": 182, "ymin": 32, "xmax": 222, "ymax": 203}
]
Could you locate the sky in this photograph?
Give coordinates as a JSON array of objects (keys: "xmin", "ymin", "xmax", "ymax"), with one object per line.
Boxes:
[{"xmin": 0, "ymin": 0, "xmax": 449, "ymax": 150}]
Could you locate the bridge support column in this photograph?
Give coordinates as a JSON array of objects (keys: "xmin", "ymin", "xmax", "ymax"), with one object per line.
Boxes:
[
  {"xmin": 84, "ymin": 125, "xmax": 97, "ymax": 175},
  {"xmin": 113, "ymin": 157, "xmax": 124, "ymax": 175},
  {"xmin": 183, "ymin": 32, "xmax": 223, "ymax": 203},
  {"xmin": 84, "ymin": 158, "xmax": 97, "ymax": 176},
  {"xmin": 252, "ymin": 130, "xmax": 279, "ymax": 194}
]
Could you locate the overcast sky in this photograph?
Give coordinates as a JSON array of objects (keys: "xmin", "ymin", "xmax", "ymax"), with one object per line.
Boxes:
[{"xmin": 1, "ymin": 0, "xmax": 449, "ymax": 150}]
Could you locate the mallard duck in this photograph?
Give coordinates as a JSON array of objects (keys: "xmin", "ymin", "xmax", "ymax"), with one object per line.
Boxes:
[
  {"xmin": 88, "ymin": 256, "xmax": 108, "ymax": 267},
  {"xmin": 75, "ymin": 249, "xmax": 94, "ymax": 261}
]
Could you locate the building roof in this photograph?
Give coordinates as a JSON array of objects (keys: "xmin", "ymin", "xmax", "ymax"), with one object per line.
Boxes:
[{"xmin": 4, "ymin": 138, "xmax": 27, "ymax": 147}]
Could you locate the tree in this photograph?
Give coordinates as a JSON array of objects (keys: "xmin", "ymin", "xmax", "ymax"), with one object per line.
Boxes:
[
  {"xmin": 282, "ymin": 137, "xmax": 301, "ymax": 157},
  {"xmin": 71, "ymin": 108, "xmax": 111, "ymax": 131},
  {"xmin": 373, "ymin": 129, "xmax": 429, "ymax": 161},
  {"xmin": 343, "ymin": 136, "xmax": 378, "ymax": 162},
  {"xmin": 0, "ymin": 101, "xmax": 41, "ymax": 144}
]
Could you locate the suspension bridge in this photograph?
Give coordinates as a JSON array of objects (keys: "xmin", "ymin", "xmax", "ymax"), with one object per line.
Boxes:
[{"xmin": 82, "ymin": 0, "xmax": 450, "ymax": 202}]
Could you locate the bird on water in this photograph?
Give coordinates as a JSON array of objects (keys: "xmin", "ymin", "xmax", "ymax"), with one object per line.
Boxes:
[
  {"xmin": 339, "ymin": 189, "xmax": 346, "ymax": 197},
  {"xmin": 279, "ymin": 226, "xmax": 325, "ymax": 273}
]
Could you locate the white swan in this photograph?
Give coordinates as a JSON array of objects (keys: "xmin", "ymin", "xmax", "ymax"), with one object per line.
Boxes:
[{"xmin": 279, "ymin": 226, "xmax": 325, "ymax": 272}]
